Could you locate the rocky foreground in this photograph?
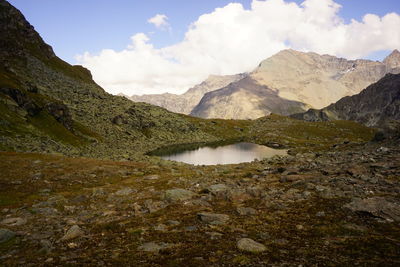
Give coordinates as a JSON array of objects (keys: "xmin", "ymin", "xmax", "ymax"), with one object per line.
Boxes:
[{"xmin": 1, "ymin": 140, "xmax": 399, "ymax": 266}]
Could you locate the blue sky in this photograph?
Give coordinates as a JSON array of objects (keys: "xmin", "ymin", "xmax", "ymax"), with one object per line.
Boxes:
[
  {"xmin": 9, "ymin": 0, "xmax": 400, "ymax": 63},
  {"xmin": 8, "ymin": 0, "xmax": 400, "ymax": 95}
]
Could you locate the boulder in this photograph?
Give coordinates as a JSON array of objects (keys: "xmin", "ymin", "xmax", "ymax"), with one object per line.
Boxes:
[{"xmin": 237, "ymin": 238, "xmax": 266, "ymax": 253}]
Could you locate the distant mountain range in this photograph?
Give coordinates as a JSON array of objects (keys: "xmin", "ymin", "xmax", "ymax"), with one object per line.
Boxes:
[
  {"xmin": 130, "ymin": 49, "xmax": 400, "ymax": 120},
  {"xmin": 128, "ymin": 74, "xmax": 246, "ymax": 114}
]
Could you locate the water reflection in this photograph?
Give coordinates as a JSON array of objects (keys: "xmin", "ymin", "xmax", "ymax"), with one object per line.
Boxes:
[{"xmin": 156, "ymin": 142, "xmax": 287, "ymax": 165}]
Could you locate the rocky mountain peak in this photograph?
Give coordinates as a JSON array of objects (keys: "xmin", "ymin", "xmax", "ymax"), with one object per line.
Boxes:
[
  {"xmin": 383, "ymin": 49, "xmax": 400, "ymax": 68},
  {"xmin": 0, "ymin": 1, "xmax": 55, "ymax": 59}
]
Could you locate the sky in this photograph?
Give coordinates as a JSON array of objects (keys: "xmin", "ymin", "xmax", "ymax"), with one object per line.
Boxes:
[{"xmin": 8, "ymin": 0, "xmax": 400, "ymax": 96}]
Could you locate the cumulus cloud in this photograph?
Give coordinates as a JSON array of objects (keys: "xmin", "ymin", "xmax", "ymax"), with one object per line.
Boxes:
[
  {"xmin": 77, "ymin": 0, "xmax": 400, "ymax": 96},
  {"xmin": 148, "ymin": 14, "xmax": 169, "ymax": 29}
]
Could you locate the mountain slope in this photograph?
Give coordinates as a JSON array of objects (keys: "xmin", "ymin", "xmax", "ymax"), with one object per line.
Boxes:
[
  {"xmin": 191, "ymin": 49, "xmax": 400, "ymax": 119},
  {"xmin": 291, "ymin": 73, "xmax": 400, "ymax": 128},
  {"xmin": 129, "ymin": 73, "xmax": 246, "ymax": 114},
  {"xmin": 0, "ymin": 1, "xmax": 248, "ymax": 160},
  {"xmin": 191, "ymin": 76, "xmax": 309, "ymax": 119}
]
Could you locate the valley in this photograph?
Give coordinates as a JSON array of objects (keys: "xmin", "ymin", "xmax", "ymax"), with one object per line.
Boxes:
[{"xmin": 0, "ymin": 1, "xmax": 400, "ymax": 266}]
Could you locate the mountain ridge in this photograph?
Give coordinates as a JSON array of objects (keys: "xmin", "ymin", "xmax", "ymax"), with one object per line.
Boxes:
[
  {"xmin": 129, "ymin": 73, "xmax": 246, "ymax": 114},
  {"xmin": 291, "ymin": 73, "xmax": 400, "ymax": 133}
]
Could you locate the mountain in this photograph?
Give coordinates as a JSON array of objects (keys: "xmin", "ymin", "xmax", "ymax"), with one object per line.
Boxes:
[
  {"xmin": 129, "ymin": 73, "xmax": 246, "ymax": 114},
  {"xmin": 190, "ymin": 49, "xmax": 400, "ymax": 119},
  {"xmin": 291, "ymin": 73, "xmax": 400, "ymax": 129},
  {"xmin": 191, "ymin": 76, "xmax": 309, "ymax": 119},
  {"xmin": 0, "ymin": 1, "xmax": 247, "ymax": 160}
]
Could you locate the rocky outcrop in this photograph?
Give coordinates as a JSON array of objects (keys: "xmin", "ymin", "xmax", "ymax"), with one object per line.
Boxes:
[
  {"xmin": 383, "ymin": 49, "xmax": 400, "ymax": 69},
  {"xmin": 0, "ymin": 1, "xmax": 55, "ymax": 59},
  {"xmin": 0, "ymin": 87, "xmax": 40, "ymax": 116},
  {"xmin": 291, "ymin": 73, "xmax": 400, "ymax": 128}
]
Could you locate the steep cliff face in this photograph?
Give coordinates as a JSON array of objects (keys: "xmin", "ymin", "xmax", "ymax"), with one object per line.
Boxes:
[
  {"xmin": 0, "ymin": 1, "xmax": 55, "ymax": 59},
  {"xmin": 190, "ymin": 49, "xmax": 399, "ymax": 119},
  {"xmin": 291, "ymin": 73, "xmax": 400, "ymax": 129},
  {"xmin": 129, "ymin": 73, "xmax": 246, "ymax": 114}
]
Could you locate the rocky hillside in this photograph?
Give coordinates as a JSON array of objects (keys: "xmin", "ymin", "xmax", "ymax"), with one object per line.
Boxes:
[
  {"xmin": 291, "ymin": 73, "xmax": 400, "ymax": 131},
  {"xmin": 0, "ymin": 1, "xmax": 249, "ymax": 160},
  {"xmin": 190, "ymin": 49, "xmax": 400, "ymax": 119},
  {"xmin": 129, "ymin": 74, "xmax": 246, "ymax": 114}
]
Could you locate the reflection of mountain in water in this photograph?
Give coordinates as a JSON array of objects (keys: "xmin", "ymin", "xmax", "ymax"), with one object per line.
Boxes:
[{"xmin": 158, "ymin": 142, "xmax": 287, "ymax": 165}]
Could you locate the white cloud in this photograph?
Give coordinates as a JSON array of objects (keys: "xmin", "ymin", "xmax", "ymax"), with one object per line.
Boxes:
[
  {"xmin": 148, "ymin": 14, "xmax": 169, "ymax": 29},
  {"xmin": 77, "ymin": 0, "xmax": 400, "ymax": 96}
]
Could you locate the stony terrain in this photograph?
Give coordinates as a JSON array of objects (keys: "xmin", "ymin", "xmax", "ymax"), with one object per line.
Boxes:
[{"xmin": 1, "ymin": 138, "xmax": 399, "ymax": 266}]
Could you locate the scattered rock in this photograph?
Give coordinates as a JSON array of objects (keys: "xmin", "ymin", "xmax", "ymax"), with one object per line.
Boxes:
[
  {"xmin": 198, "ymin": 213, "xmax": 230, "ymax": 225},
  {"xmin": 144, "ymin": 175, "xmax": 160, "ymax": 180},
  {"xmin": 0, "ymin": 228, "xmax": 15, "ymax": 243},
  {"xmin": 316, "ymin": 211, "xmax": 325, "ymax": 217},
  {"xmin": 154, "ymin": 224, "xmax": 167, "ymax": 232},
  {"xmin": 137, "ymin": 242, "xmax": 173, "ymax": 253},
  {"xmin": 184, "ymin": 226, "xmax": 198, "ymax": 231},
  {"xmin": 164, "ymin": 188, "xmax": 195, "ymax": 202},
  {"xmin": 236, "ymin": 207, "xmax": 257, "ymax": 216},
  {"xmin": 39, "ymin": 239, "xmax": 53, "ymax": 254},
  {"xmin": 60, "ymin": 225, "xmax": 84, "ymax": 241},
  {"xmin": 166, "ymin": 220, "xmax": 180, "ymax": 226},
  {"xmin": 92, "ymin": 188, "xmax": 106, "ymax": 197},
  {"xmin": 115, "ymin": 187, "xmax": 135, "ymax": 196},
  {"xmin": 206, "ymin": 232, "xmax": 223, "ymax": 240},
  {"xmin": 237, "ymin": 238, "xmax": 266, "ymax": 253},
  {"xmin": 206, "ymin": 184, "xmax": 229, "ymax": 194},
  {"xmin": 1, "ymin": 217, "xmax": 27, "ymax": 226},
  {"xmin": 344, "ymin": 197, "xmax": 400, "ymax": 222}
]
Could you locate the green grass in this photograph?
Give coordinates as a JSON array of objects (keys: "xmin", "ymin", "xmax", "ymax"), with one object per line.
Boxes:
[{"xmin": 28, "ymin": 110, "xmax": 85, "ymax": 146}]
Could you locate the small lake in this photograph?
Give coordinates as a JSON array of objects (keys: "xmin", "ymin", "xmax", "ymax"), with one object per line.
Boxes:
[{"xmin": 150, "ymin": 142, "xmax": 287, "ymax": 165}]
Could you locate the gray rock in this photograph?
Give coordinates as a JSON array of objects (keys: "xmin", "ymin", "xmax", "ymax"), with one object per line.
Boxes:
[
  {"xmin": 164, "ymin": 188, "xmax": 195, "ymax": 202},
  {"xmin": 115, "ymin": 187, "xmax": 135, "ymax": 196},
  {"xmin": 344, "ymin": 197, "xmax": 400, "ymax": 222},
  {"xmin": 144, "ymin": 175, "xmax": 160, "ymax": 180},
  {"xmin": 198, "ymin": 213, "xmax": 230, "ymax": 225},
  {"xmin": 207, "ymin": 184, "xmax": 229, "ymax": 194},
  {"xmin": 39, "ymin": 239, "xmax": 53, "ymax": 254},
  {"xmin": 31, "ymin": 207, "xmax": 59, "ymax": 216},
  {"xmin": 1, "ymin": 217, "xmax": 27, "ymax": 226},
  {"xmin": 237, "ymin": 238, "xmax": 266, "ymax": 253},
  {"xmin": 60, "ymin": 225, "xmax": 84, "ymax": 241},
  {"xmin": 206, "ymin": 231, "xmax": 223, "ymax": 240},
  {"xmin": 0, "ymin": 228, "xmax": 15, "ymax": 243},
  {"xmin": 184, "ymin": 226, "xmax": 198, "ymax": 231},
  {"xmin": 91, "ymin": 188, "xmax": 106, "ymax": 197},
  {"xmin": 137, "ymin": 242, "xmax": 173, "ymax": 253},
  {"xmin": 166, "ymin": 220, "xmax": 180, "ymax": 226},
  {"xmin": 144, "ymin": 199, "xmax": 167, "ymax": 213},
  {"xmin": 236, "ymin": 207, "xmax": 257, "ymax": 216}
]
